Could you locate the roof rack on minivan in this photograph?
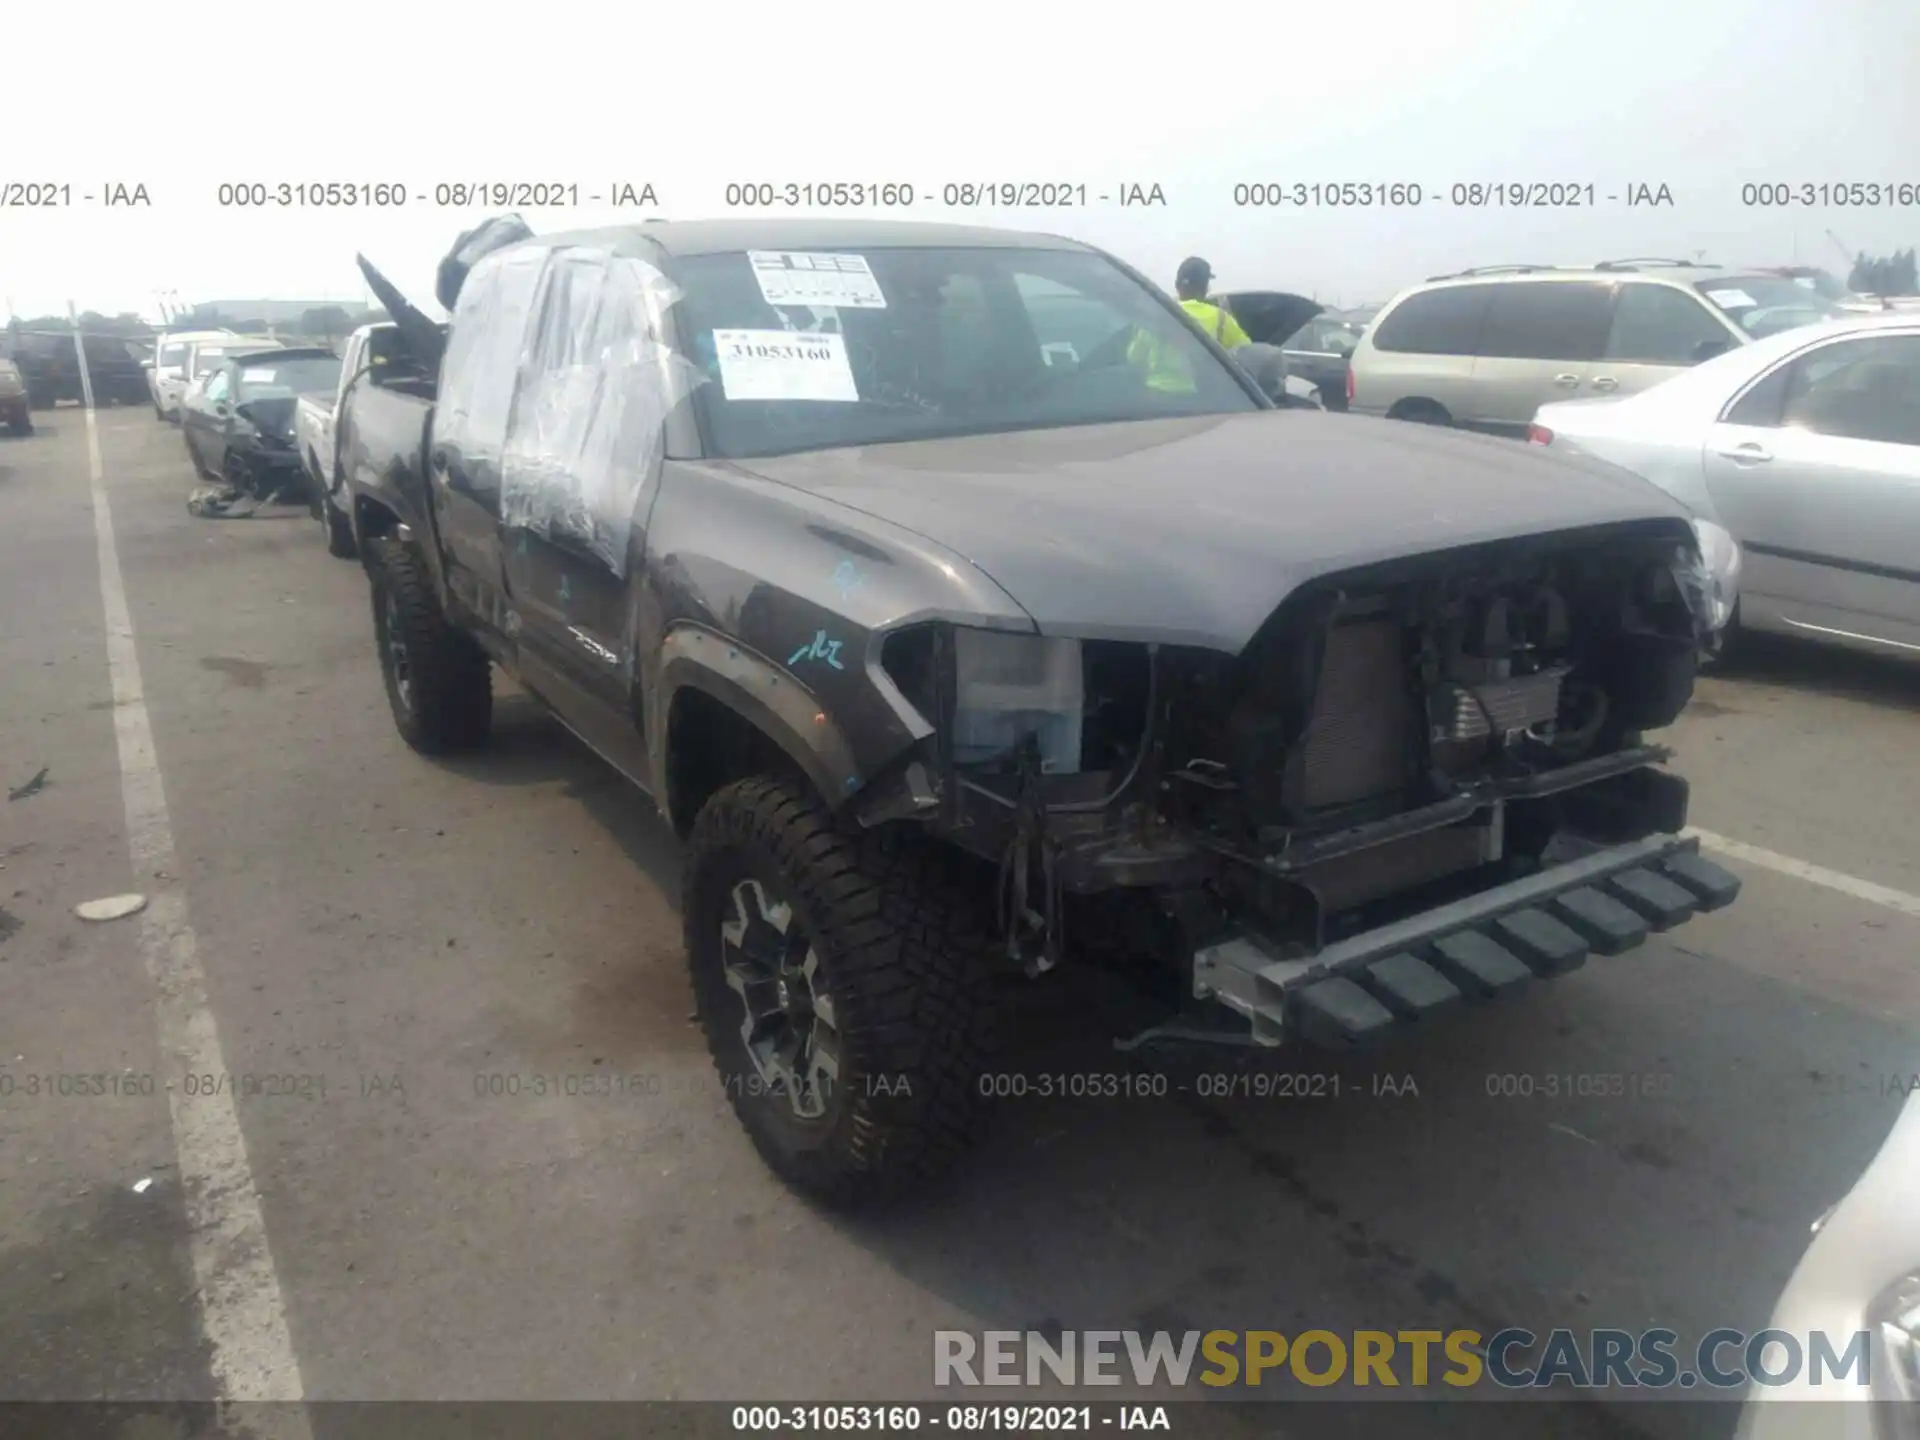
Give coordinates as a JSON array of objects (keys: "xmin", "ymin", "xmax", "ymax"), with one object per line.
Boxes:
[
  {"xmin": 1594, "ymin": 257, "xmax": 1718, "ymax": 271},
  {"xmin": 1422, "ymin": 264, "xmax": 1565, "ymax": 281}
]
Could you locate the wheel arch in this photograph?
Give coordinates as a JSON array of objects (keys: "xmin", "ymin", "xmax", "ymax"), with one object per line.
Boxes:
[
  {"xmin": 656, "ymin": 627, "xmax": 863, "ymax": 837},
  {"xmin": 1387, "ymin": 395, "xmax": 1453, "ymax": 422}
]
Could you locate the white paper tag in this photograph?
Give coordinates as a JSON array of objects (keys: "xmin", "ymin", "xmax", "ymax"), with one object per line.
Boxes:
[
  {"xmin": 1704, "ymin": 289, "xmax": 1757, "ymax": 309},
  {"xmin": 1792, "ymin": 275, "xmax": 1817, "ymax": 290},
  {"xmin": 240, "ymin": 368, "xmax": 277, "ymax": 383},
  {"xmin": 748, "ymin": 252, "xmax": 888, "ymax": 309},
  {"xmin": 713, "ymin": 329, "xmax": 860, "ymax": 402}
]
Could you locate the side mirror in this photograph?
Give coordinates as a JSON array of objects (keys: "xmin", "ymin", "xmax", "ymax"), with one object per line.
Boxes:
[{"xmin": 1692, "ymin": 338, "xmax": 1733, "ymax": 364}]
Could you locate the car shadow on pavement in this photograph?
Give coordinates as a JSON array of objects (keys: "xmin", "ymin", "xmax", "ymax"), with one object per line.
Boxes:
[
  {"xmin": 410, "ymin": 670, "xmax": 1907, "ymax": 1440},
  {"xmin": 431, "ymin": 693, "xmax": 684, "ymax": 891},
  {"xmin": 1715, "ymin": 631, "xmax": 1920, "ymax": 711},
  {"xmin": 804, "ymin": 948, "xmax": 1911, "ymax": 1440}
]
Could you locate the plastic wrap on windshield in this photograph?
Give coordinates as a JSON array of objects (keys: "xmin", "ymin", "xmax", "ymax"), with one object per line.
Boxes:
[
  {"xmin": 434, "ymin": 246, "xmax": 550, "ymax": 496},
  {"xmin": 498, "ymin": 251, "xmax": 701, "ymax": 576}
]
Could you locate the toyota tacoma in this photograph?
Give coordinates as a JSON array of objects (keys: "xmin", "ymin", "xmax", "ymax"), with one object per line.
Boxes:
[{"xmin": 338, "ymin": 216, "xmax": 1742, "ymax": 1206}]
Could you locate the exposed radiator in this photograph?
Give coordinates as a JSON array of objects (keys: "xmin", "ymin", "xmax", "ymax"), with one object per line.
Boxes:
[
  {"xmin": 1298, "ymin": 613, "xmax": 1414, "ymax": 811},
  {"xmin": 1434, "ymin": 665, "xmax": 1569, "ymax": 743}
]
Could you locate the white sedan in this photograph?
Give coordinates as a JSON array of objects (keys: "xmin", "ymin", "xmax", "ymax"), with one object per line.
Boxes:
[
  {"xmin": 1732, "ymin": 1087, "xmax": 1920, "ymax": 1438},
  {"xmin": 1530, "ymin": 313, "xmax": 1920, "ymax": 662}
]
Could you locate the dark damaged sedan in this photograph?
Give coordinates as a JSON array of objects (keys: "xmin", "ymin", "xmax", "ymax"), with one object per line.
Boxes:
[
  {"xmin": 182, "ymin": 345, "xmax": 341, "ymax": 498},
  {"xmin": 339, "ymin": 217, "xmax": 1742, "ymax": 1206}
]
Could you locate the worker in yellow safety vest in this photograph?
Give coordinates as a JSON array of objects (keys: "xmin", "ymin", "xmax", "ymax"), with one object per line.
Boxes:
[{"xmin": 1129, "ymin": 256, "xmax": 1252, "ymax": 392}]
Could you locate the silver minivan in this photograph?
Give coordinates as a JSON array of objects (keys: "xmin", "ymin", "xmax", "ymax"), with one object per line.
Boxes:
[{"xmin": 1347, "ymin": 262, "xmax": 1847, "ymax": 436}]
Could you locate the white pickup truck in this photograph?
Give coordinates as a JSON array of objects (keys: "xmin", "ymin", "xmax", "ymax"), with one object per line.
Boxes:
[{"xmin": 297, "ymin": 322, "xmax": 398, "ymax": 557}]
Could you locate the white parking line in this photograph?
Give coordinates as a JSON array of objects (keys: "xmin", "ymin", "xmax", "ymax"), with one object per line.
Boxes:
[
  {"xmin": 74, "ymin": 323, "xmax": 310, "ymax": 1421},
  {"xmin": 1687, "ymin": 828, "xmax": 1920, "ymax": 924}
]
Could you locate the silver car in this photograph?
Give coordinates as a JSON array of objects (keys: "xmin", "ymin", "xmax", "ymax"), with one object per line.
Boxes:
[
  {"xmin": 1733, "ymin": 1087, "xmax": 1920, "ymax": 1438},
  {"xmin": 1531, "ymin": 313, "xmax": 1920, "ymax": 662}
]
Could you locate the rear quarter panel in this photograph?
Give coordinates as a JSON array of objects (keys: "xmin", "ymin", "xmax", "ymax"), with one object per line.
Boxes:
[{"xmin": 339, "ymin": 388, "xmax": 437, "ymax": 566}]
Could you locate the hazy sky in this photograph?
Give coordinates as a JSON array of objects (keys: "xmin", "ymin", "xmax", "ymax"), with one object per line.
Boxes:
[{"xmin": 5, "ymin": 0, "xmax": 1918, "ymax": 319}]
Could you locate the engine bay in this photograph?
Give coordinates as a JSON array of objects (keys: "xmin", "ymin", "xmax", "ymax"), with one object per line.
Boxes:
[{"xmin": 878, "ymin": 521, "xmax": 1712, "ymax": 971}]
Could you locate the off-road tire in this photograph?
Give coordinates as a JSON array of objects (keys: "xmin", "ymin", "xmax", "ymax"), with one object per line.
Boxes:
[
  {"xmin": 7, "ymin": 416, "xmax": 29, "ymax": 437},
  {"xmin": 365, "ymin": 536, "xmax": 491, "ymax": 754},
  {"xmin": 684, "ymin": 777, "xmax": 998, "ymax": 1208}
]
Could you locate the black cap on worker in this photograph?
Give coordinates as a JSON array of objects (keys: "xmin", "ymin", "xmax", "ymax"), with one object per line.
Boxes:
[{"xmin": 1176, "ymin": 257, "xmax": 1213, "ymax": 294}]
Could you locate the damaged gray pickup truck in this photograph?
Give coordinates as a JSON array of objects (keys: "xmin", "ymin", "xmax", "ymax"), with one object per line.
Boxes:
[{"xmin": 340, "ymin": 216, "xmax": 1741, "ymax": 1207}]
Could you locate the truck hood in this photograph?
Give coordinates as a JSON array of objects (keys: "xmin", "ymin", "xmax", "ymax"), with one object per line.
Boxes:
[{"xmin": 731, "ymin": 412, "xmax": 1693, "ymax": 652}]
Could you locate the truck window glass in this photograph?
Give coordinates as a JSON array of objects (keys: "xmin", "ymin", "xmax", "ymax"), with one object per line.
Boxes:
[
  {"xmin": 436, "ymin": 246, "xmax": 552, "ymax": 500},
  {"xmin": 500, "ymin": 248, "xmax": 683, "ymax": 575}
]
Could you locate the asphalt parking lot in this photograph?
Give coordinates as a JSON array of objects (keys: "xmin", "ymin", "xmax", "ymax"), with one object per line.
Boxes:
[{"xmin": 1, "ymin": 401, "xmax": 1916, "ymax": 1440}]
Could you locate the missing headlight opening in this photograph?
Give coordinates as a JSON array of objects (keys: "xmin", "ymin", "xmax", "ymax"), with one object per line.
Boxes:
[{"xmin": 880, "ymin": 520, "xmax": 1712, "ymax": 1019}]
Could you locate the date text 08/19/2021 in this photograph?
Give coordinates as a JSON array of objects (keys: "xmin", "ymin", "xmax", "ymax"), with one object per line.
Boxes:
[{"xmin": 730, "ymin": 1405, "xmax": 1170, "ymax": 1432}]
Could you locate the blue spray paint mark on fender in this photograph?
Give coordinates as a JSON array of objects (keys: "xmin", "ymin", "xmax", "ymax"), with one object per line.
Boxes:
[
  {"xmin": 831, "ymin": 560, "xmax": 865, "ymax": 602},
  {"xmin": 789, "ymin": 630, "xmax": 845, "ymax": 670}
]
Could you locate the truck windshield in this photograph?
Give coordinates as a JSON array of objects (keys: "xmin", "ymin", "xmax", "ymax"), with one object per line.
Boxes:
[{"xmin": 667, "ymin": 246, "xmax": 1261, "ymax": 458}]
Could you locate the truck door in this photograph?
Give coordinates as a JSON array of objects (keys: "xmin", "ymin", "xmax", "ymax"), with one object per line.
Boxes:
[
  {"xmin": 497, "ymin": 247, "xmax": 671, "ymax": 788},
  {"xmin": 426, "ymin": 249, "xmax": 551, "ymax": 630}
]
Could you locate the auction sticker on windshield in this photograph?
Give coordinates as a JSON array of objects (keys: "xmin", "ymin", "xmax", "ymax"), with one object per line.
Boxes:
[
  {"xmin": 1704, "ymin": 289, "xmax": 1757, "ymax": 308},
  {"xmin": 713, "ymin": 329, "xmax": 859, "ymax": 402},
  {"xmin": 748, "ymin": 251, "xmax": 888, "ymax": 309},
  {"xmin": 240, "ymin": 369, "xmax": 276, "ymax": 383}
]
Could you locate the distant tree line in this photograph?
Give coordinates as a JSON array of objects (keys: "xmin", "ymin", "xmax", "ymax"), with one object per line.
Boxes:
[
  {"xmin": 1848, "ymin": 250, "xmax": 1918, "ymax": 296},
  {"xmin": 8, "ymin": 311, "xmax": 153, "ymax": 335},
  {"xmin": 175, "ymin": 303, "xmax": 382, "ymax": 340}
]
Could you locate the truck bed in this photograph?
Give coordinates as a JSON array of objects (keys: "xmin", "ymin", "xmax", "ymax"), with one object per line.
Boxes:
[{"xmin": 338, "ymin": 381, "xmax": 436, "ymax": 527}]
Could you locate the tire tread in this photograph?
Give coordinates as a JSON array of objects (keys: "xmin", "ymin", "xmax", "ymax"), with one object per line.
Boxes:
[{"xmin": 683, "ymin": 776, "xmax": 996, "ymax": 1208}]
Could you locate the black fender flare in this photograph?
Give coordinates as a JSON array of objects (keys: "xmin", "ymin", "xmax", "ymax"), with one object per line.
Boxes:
[{"xmin": 651, "ymin": 625, "xmax": 862, "ymax": 814}]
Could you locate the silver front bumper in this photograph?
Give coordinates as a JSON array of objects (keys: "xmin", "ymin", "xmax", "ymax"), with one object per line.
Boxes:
[{"xmin": 1193, "ymin": 832, "xmax": 1741, "ymax": 1049}]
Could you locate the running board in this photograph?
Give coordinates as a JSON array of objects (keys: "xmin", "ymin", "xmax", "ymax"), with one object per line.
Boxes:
[{"xmin": 1190, "ymin": 833, "xmax": 1740, "ymax": 1051}]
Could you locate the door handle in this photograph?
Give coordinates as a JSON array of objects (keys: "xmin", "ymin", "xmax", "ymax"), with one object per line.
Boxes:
[
  {"xmin": 1715, "ymin": 442, "xmax": 1773, "ymax": 463},
  {"xmin": 1552, "ymin": 373, "xmax": 1580, "ymax": 387},
  {"xmin": 1591, "ymin": 375, "xmax": 1618, "ymax": 392}
]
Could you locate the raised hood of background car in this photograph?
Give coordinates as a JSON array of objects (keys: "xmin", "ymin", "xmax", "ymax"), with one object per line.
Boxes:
[{"xmin": 732, "ymin": 413, "xmax": 1691, "ymax": 652}]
